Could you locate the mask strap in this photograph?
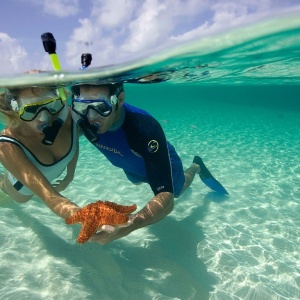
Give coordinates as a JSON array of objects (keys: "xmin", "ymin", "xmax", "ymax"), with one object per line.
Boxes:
[
  {"xmin": 110, "ymin": 95, "xmax": 117, "ymax": 105},
  {"xmin": 11, "ymin": 99, "xmax": 19, "ymax": 112}
]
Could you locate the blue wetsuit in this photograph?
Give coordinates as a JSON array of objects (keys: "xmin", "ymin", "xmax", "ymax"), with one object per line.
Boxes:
[{"xmin": 91, "ymin": 103, "xmax": 185, "ymax": 196}]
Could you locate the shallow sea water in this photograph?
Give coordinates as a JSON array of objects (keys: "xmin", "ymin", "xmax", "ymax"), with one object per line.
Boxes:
[{"xmin": 0, "ymin": 12, "xmax": 300, "ymax": 300}]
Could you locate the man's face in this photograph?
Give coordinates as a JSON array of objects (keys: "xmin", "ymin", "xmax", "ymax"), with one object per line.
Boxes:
[{"xmin": 78, "ymin": 85, "xmax": 119, "ymax": 134}]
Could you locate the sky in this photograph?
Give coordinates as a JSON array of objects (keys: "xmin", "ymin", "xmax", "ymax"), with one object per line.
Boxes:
[{"xmin": 0, "ymin": 0, "xmax": 299, "ymax": 75}]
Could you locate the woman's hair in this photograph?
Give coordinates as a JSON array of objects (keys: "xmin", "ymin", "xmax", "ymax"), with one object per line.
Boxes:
[
  {"xmin": 0, "ymin": 86, "xmax": 57, "ymax": 128},
  {"xmin": 9, "ymin": 86, "xmax": 57, "ymax": 100},
  {"xmin": 0, "ymin": 88, "xmax": 19, "ymax": 127}
]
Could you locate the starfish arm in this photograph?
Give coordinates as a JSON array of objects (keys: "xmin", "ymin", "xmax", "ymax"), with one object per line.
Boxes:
[
  {"xmin": 65, "ymin": 211, "xmax": 83, "ymax": 225},
  {"xmin": 77, "ymin": 218, "xmax": 99, "ymax": 244},
  {"xmin": 99, "ymin": 209, "xmax": 129, "ymax": 225},
  {"xmin": 65, "ymin": 200, "xmax": 138, "ymax": 244},
  {"xmin": 103, "ymin": 201, "xmax": 137, "ymax": 214}
]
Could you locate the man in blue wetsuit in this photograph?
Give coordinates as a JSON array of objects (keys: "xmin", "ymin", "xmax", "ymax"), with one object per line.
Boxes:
[{"xmin": 71, "ymin": 82, "xmax": 227, "ymax": 244}]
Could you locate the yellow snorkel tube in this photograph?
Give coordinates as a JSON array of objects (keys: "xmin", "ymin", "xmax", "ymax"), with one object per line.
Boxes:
[
  {"xmin": 39, "ymin": 32, "xmax": 68, "ymax": 145},
  {"xmin": 41, "ymin": 32, "xmax": 66, "ymax": 100}
]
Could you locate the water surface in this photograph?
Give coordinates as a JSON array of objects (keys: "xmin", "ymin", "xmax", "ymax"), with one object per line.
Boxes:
[{"xmin": 0, "ymin": 12, "xmax": 300, "ymax": 300}]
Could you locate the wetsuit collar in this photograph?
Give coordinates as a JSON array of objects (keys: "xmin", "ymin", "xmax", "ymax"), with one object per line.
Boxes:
[{"xmin": 108, "ymin": 106, "xmax": 125, "ymax": 131}]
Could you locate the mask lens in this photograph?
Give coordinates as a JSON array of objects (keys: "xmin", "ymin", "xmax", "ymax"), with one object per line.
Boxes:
[
  {"xmin": 19, "ymin": 98, "xmax": 65, "ymax": 121},
  {"xmin": 94, "ymin": 102, "xmax": 111, "ymax": 116},
  {"xmin": 72, "ymin": 101, "xmax": 88, "ymax": 116},
  {"xmin": 72, "ymin": 98, "xmax": 112, "ymax": 117}
]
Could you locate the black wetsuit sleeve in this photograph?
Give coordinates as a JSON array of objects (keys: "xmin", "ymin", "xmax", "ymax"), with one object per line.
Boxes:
[{"xmin": 124, "ymin": 112, "xmax": 174, "ymax": 195}]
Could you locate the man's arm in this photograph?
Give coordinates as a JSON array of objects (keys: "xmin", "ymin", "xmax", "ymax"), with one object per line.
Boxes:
[
  {"xmin": 89, "ymin": 111, "xmax": 175, "ymax": 244},
  {"xmin": 133, "ymin": 192, "xmax": 174, "ymax": 227},
  {"xmin": 89, "ymin": 191, "xmax": 174, "ymax": 245}
]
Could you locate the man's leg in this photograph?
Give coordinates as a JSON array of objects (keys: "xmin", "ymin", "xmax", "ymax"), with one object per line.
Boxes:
[{"xmin": 178, "ymin": 163, "xmax": 200, "ymax": 197}]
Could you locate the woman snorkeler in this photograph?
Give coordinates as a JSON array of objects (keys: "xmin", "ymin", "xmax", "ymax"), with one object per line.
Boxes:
[{"xmin": 0, "ymin": 85, "xmax": 80, "ymax": 219}]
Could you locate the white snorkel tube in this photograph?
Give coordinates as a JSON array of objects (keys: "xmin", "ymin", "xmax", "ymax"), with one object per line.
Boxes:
[{"xmin": 40, "ymin": 32, "xmax": 68, "ymax": 145}]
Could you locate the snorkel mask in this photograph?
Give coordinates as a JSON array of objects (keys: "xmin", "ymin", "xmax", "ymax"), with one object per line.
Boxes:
[
  {"xmin": 71, "ymin": 83, "xmax": 124, "ymax": 143},
  {"xmin": 18, "ymin": 97, "xmax": 65, "ymax": 121},
  {"xmin": 11, "ymin": 91, "xmax": 68, "ymax": 145},
  {"xmin": 72, "ymin": 95, "xmax": 117, "ymax": 118}
]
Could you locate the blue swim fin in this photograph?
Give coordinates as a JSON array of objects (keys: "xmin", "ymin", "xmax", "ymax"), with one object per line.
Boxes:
[{"xmin": 193, "ymin": 156, "xmax": 229, "ymax": 195}]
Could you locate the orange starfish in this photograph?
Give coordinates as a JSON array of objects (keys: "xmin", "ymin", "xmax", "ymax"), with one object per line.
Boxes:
[{"xmin": 66, "ymin": 200, "xmax": 137, "ymax": 244}]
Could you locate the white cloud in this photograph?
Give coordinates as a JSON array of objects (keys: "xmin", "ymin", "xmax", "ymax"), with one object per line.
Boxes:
[
  {"xmin": 64, "ymin": 0, "xmax": 140, "ymax": 68},
  {"xmin": 170, "ymin": 0, "xmax": 300, "ymax": 42},
  {"xmin": 68, "ymin": 0, "xmax": 282, "ymax": 67},
  {"xmin": 65, "ymin": 18, "xmax": 100, "ymax": 68},
  {"xmin": 121, "ymin": 0, "xmax": 210, "ymax": 53},
  {"xmin": 45, "ymin": 0, "xmax": 79, "ymax": 17},
  {"xmin": 1, "ymin": 0, "xmax": 300, "ymax": 74},
  {"xmin": 27, "ymin": 0, "xmax": 80, "ymax": 17},
  {"xmin": 121, "ymin": 0, "xmax": 170, "ymax": 52},
  {"xmin": 0, "ymin": 33, "xmax": 29, "ymax": 75},
  {"xmin": 64, "ymin": 0, "xmax": 211, "ymax": 68},
  {"xmin": 91, "ymin": 0, "xmax": 137, "ymax": 29}
]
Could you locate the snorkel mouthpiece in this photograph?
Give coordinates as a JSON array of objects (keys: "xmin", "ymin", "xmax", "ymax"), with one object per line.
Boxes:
[
  {"xmin": 42, "ymin": 118, "xmax": 63, "ymax": 145},
  {"xmin": 41, "ymin": 104, "xmax": 68, "ymax": 145},
  {"xmin": 78, "ymin": 119, "xmax": 98, "ymax": 143}
]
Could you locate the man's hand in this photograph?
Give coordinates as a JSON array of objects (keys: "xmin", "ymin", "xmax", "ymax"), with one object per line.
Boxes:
[
  {"xmin": 97, "ymin": 216, "xmax": 133, "ymax": 233},
  {"xmin": 89, "ymin": 192, "xmax": 174, "ymax": 245},
  {"xmin": 89, "ymin": 222, "xmax": 133, "ymax": 245}
]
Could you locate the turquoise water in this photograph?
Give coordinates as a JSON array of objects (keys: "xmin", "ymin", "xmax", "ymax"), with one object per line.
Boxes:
[{"xmin": 1, "ymin": 13, "xmax": 300, "ymax": 300}]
